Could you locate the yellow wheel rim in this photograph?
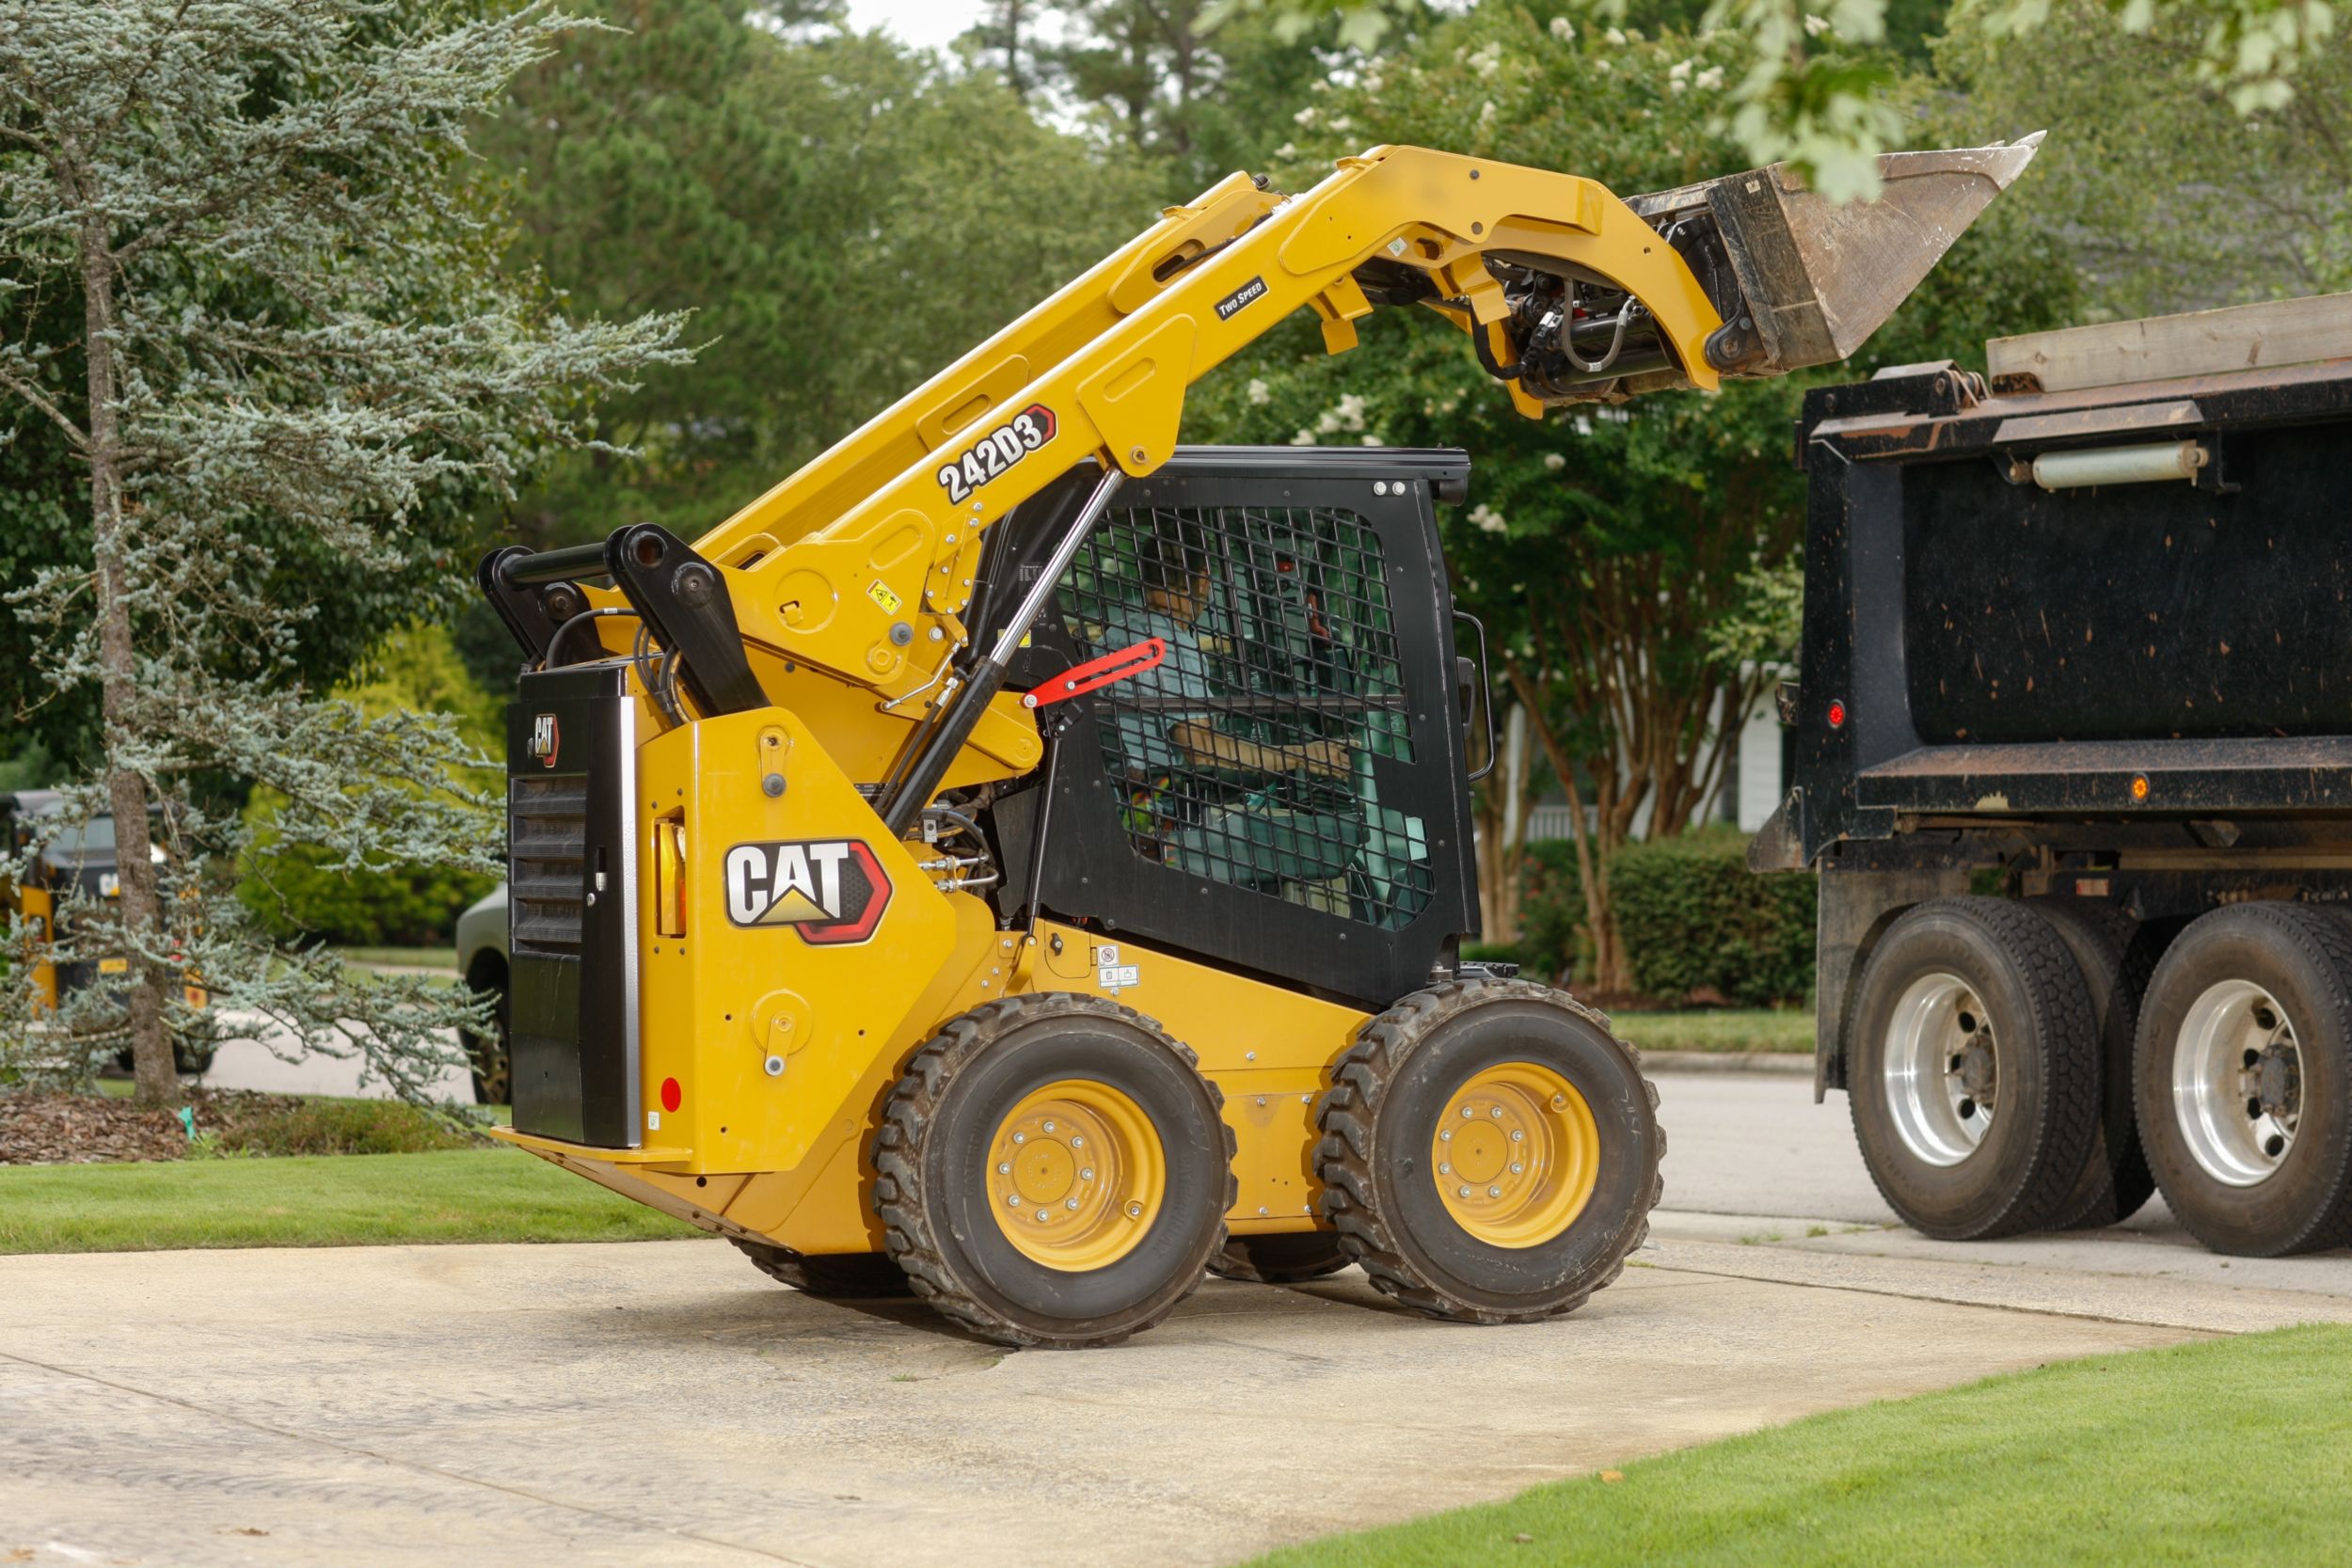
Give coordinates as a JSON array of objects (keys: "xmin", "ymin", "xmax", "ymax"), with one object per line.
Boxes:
[
  {"xmin": 1431, "ymin": 1062, "xmax": 1599, "ymax": 1248},
  {"xmin": 985, "ymin": 1079, "xmax": 1166, "ymax": 1271}
]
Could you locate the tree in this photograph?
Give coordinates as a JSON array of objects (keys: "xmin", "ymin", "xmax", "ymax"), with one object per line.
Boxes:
[
  {"xmin": 484, "ymin": 4, "xmax": 1160, "ymax": 560},
  {"xmin": 1230, "ymin": 0, "xmax": 2344, "ymax": 198},
  {"xmin": 1184, "ymin": 4, "xmax": 2075, "ymax": 988},
  {"xmin": 1937, "ymin": 0, "xmax": 2352, "ymax": 314},
  {"xmin": 0, "ymin": 0, "xmax": 685, "ymax": 1105}
]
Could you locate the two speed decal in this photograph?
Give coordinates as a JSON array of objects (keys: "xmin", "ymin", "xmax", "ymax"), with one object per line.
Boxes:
[{"xmin": 936, "ymin": 404, "xmax": 1057, "ymax": 504}]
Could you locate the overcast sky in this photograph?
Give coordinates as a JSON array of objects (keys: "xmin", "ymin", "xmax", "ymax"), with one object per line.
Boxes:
[{"xmin": 840, "ymin": 1, "xmax": 991, "ymax": 52}]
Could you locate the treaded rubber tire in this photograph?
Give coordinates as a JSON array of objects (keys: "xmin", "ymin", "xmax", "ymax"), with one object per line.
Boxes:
[
  {"xmin": 1209, "ymin": 1232, "xmax": 1351, "ymax": 1284},
  {"xmin": 732, "ymin": 1238, "xmax": 915, "ymax": 1298},
  {"xmin": 1314, "ymin": 978, "xmax": 1662, "ymax": 1325},
  {"xmin": 1847, "ymin": 897, "xmax": 2101, "ymax": 1241},
  {"xmin": 2132, "ymin": 902, "xmax": 2352, "ymax": 1258},
  {"xmin": 2027, "ymin": 897, "xmax": 2158, "ymax": 1229},
  {"xmin": 874, "ymin": 992, "xmax": 1235, "ymax": 1349}
]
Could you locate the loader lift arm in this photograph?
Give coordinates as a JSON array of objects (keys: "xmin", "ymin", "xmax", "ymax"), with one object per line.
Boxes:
[{"xmin": 484, "ymin": 138, "xmax": 2040, "ymax": 816}]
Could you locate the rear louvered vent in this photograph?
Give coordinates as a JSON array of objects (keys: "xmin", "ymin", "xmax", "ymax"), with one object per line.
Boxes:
[{"xmin": 510, "ymin": 775, "xmax": 587, "ymax": 956}]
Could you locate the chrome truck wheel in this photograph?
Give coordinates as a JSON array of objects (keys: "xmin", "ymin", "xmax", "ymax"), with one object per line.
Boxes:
[
  {"xmin": 2171, "ymin": 980, "xmax": 2301, "ymax": 1187},
  {"xmin": 1846, "ymin": 898, "xmax": 2100, "ymax": 1241},
  {"xmin": 1883, "ymin": 973, "xmax": 1998, "ymax": 1166},
  {"xmin": 2136, "ymin": 904, "xmax": 2352, "ymax": 1257}
]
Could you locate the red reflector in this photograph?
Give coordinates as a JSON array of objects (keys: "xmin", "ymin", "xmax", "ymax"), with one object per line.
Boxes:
[
  {"xmin": 1826, "ymin": 699, "xmax": 1848, "ymax": 729},
  {"xmin": 660, "ymin": 1077, "xmax": 682, "ymax": 1114}
]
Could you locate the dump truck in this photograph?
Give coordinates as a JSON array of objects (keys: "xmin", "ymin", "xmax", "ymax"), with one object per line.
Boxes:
[
  {"xmin": 477, "ymin": 139, "xmax": 2034, "ymax": 1345},
  {"xmin": 1755, "ymin": 290, "xmax": 2352, "ymax": 1258}
]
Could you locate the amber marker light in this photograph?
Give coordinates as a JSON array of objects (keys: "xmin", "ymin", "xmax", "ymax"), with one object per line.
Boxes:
[{"xmin": 2130, "ymin": 774, "xmax": 2152, "ymax": 801}]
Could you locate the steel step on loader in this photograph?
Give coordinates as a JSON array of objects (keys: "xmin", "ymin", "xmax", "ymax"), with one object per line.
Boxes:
[{"xmin": 478, "ymin": 138, "xmax": 2036, "ymax": 1346}]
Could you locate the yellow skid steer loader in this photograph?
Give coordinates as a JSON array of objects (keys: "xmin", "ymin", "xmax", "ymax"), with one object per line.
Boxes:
[{"xmin": 478, "ymin": 139, "xmax": 2038, "ymax": 1346}]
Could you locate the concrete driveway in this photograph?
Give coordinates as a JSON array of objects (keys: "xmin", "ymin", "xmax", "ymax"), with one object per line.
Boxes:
[{"xmin": 6, "ymin": 1069, "xmax": 2347, "ymax": 1568}]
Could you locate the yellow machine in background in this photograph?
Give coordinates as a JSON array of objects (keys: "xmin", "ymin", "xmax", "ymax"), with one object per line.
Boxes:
[{"xmin": 479, "ymin": 139, "xmax": 2037, "ymax": 1345}]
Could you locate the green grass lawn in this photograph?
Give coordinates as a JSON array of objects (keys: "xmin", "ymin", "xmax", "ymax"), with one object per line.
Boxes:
[
  {"xmin": 0, "ymin": 1146, "xmax": 697, "ymax": 1253},
  {"xmin": 1616, "ymin": 1007, "xmax": 1814, "ymax": 1054},
  {"xmin": 1249, "ymin": 1324, "xmax": 2352, "ymax": 1567},
  {"xmin": 332, "ymin": 944, "xmax": 459, "ymax": 971}
]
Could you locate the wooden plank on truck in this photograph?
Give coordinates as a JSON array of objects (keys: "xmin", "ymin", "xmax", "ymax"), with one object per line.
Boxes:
[{"xmin": 1987, "ymin": 291, "xmax": 2352, "ymax": 393}]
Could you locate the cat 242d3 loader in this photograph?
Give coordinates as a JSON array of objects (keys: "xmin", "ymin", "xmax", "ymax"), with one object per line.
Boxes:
[{"xmin": 477, "ymin": 138, "xmax": 2037, "ymax": 1347}]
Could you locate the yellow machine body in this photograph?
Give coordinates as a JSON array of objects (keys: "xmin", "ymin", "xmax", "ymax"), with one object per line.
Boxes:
[{"xmin": 485, "ymin": 139, "xmax": 2038, "ymax": 1264}]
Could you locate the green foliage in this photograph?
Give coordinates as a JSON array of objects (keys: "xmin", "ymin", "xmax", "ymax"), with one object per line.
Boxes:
[
  {"xmin": 238, "ymin": 624, "xmax": 501, "ymax": 946},
  {"xmin": 202, "ymin": 1096, "xmax": 477, "ymax": 1157},
  {"xmin": 1513, "ymin": 830, "xmax": 1814, "ymax": 1002},
  {"xmin": 485, "ymin": 2, "xmax": 1162, "ymax": 549},
  {"xmin": 1609, "ymin": 827, "xmax": 1817, "ymax": 1004},
  {"xmin": 1939, "ymin": 0, "xmax": 2352, "ymax": 315}
]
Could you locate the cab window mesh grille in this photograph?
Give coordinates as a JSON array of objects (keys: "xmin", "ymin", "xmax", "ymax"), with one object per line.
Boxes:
[{"xmin": 1057, "ymin": 502, "xmax": 1434, "ymax": 930}]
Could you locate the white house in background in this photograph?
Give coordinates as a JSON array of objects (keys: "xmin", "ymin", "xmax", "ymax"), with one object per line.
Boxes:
[{"xmin": 1520, "ymin": 678, "xmax": 1788, "ymax": 845}]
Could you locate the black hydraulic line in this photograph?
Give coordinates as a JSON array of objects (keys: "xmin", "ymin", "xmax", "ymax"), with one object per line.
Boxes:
[
  {"xmin": 543, "ymin": 608, "xmax": 640, "ymax": 669},
  {"xmin": 880, "ymin": 463, "xmax": 1126, "ymax": 837}
]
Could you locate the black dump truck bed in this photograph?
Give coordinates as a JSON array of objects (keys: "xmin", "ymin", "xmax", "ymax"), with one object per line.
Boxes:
[{"xmin": 1756, "ymin": 293, "xmax": 2352, "ymax": 1259}]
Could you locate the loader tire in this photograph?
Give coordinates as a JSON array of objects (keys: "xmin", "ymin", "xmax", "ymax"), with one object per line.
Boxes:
[
  {"xmin": 1314, "ymin": 979, "xmax": 1662, "ymax": 1325},
  {"xmin": 1847, "ymin": 897, "xmax": 2101, "ymax": 1240},
  {"xmin": 1209, "ymin": 1232, "xmax": 1351, "ymax": 1284},
  {"xmin": 731, "ymin": 1239, "xmax": 914, "ymax": 1298},
  {"xmin": 874, "ymin": 992, "xmax": 1235, "ymax": 1350},
  {"xmin": 2026, "ymin": 896, "xmax": 2158, "ymax": 1229}
]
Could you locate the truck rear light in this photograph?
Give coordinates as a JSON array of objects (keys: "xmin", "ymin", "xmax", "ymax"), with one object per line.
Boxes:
[
  {"xmin": 1827, "ymin": 698, "xmax": 1848, "ymax": 729},
  {"xmin": 653, "ymin": 815, "xmax": 688, "ymax": 938}
]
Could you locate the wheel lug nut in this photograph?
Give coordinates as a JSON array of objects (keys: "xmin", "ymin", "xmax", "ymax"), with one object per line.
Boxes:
[
  {"xmin": 1511, "ymin": 1130, "xmax": 1524, "ymax": 1142},
  {"xmin": 1066, "ymin": 1198, "xmax": 1080, "ymax": 1211},
  {"xmin": 1510, "ymin": 1162, "xmax": 1524, "ymax": 1174},
  {"xmin": 1036, "ymin": 1209, "xmax": 1049, "ymax": 1223},
  {"xmin": 1490, "ymin": 1107, "xmax": 1503, "ymax": 1118},
  {"xmin": 1080, "ymin": 1167, "xmax": 1094, "ymax": 1180},
  {"xmin": 1488, "ymin": 1186, "xmax": 1502, "ymax": 1197},
  {"xmin": 1042, "ymin": 1119, "xmax": 1056, "ymax": 1132},
  {"xmin": 1072, "ymin": 1135, "xmax": 1085, "ymax": 1148},
  {"xmin": 1458, "ymin": 1185, "xmax": 1471, "ymax": 1198},
  {"xmin": 1126, "ymin": 1201, "xmax": 1143, "ymax": 1218},
  {"xmin": 1439, "ymin": 1130, "xmax": 1452, "ymax": 1142},
  {"xmin": 1438, "ymin": 1163, "xmax": 1452, "ymax": 1175},
  {"xmin": 1005, "ymin": 1194, "xmax": 1021, "ymax": 1207},
  {"xmin": 997, "ymin": 1162, "xmax": 1010, "ymax": 1174},
  {"xmin": 1012, "ymin": 1132, "xmax": 1025, "ymax": 1145},
  {"xmin": 1461, "ymin": 1107, "xmax": 1474, "ymax": 1118}
]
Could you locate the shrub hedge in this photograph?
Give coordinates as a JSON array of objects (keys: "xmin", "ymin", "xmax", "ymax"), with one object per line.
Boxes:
[{"xmin": 1509, "ymin": 826, "xmax": 1815, "ymax": 1006}]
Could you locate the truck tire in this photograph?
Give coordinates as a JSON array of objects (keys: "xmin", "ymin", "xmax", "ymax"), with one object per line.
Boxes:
[
  {"xmin": 873, "ymin": 992, "xmax": 1234, "ymax": 1349},
  {"xmin": 2132, "ymin": 903, "xmax": 2352, "ymax": 1257},
  {"xmin": 1313, "ymin": 979, "xmax": 1661, "ymax": 1324},
  {"xmin": 732, "ymin": 1239, "xmax": 915, "ymax": 1298},
  {"xmin": 2026, "ymin": 897, "xmax": 2157, "ymax": 1229},
  {"xmin": 1209, "ymin": 1232, "xmax": 1351, "ymax": 1284},
  {"xmin": 1847, "ymin": 897, "xmax": 2100, "ymax": 1240}
]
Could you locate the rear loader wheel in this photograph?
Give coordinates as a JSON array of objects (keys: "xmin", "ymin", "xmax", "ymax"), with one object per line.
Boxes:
[
  {"xmin": 1314, "ymin": 978, "xmax": 1662, "ymax": 1325},
  {"xmin": 1209, "ymin": 1232, "xmax": 1352, "ymax": 1284},
  {"xmin": 1847, "ymin": 897, "xmax": 2101, "ymax": 1240},
  {"xmin": 873, "ymin": 992, "xmax": 1235, "ymax": 1349},
  {"xmin": 2132, "ymin": 903, "xmax": 2352, "ymax": 1257},
  {"xmin": 732, "ymin": 1239, "xmax": 915, "ymax": 1298},
  {"xmin": 2026, "ymin": 896, "xmax": 2158, "ymax": 1229}
]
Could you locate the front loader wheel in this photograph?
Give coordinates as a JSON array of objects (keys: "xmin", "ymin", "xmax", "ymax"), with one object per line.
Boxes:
[
  {"xmin": 873, "ymin": 992, "xmax": 1235, "ymax": 1349},
  {"xmin": 1315, "ymin": 979, "xmax": 1662, "ymax": 1324},
  {"xmin": 732, "ymin": 1239, "xmax": 914, "ymax": 1298}
]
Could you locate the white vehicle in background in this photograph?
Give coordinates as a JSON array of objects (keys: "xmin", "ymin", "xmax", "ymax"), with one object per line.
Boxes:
[{"xmin": 453, "ymin": 883, "xmax": 510, "ymax": 1104}]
